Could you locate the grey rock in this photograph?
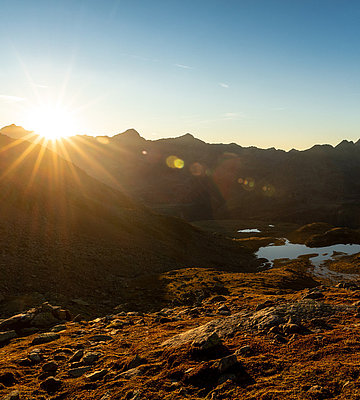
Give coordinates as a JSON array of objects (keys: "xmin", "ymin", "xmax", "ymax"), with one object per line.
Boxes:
[
  {"xmin": 40, "ymin": 377, "xmax": 62, "ymax": 392},
  {"xmin": 83, "ymin": 351, "xmax": 101, "ymax": 365},
  {"xmin": 32, "ymin": 333, "xmax": 60, "ymax": 345},
  {"xmin": 31, "ymin": 312, "xmax": 59, "ymax": 328},
  {"xmin": 236, "ymin": 345, "xmax": 251, "ymax": 356},
  {"xmin": 51, "ymin": 324, "xmax": 67, "ymax": 333},
  {"xmin": 42, "ymin": 361, "xmax": 58, "ymax": 373},
  {"xmin": 119, "ymin": 367, "xmax": 143, "ymax": 379},
  {"xmin": 29, "ymin": 349, "xmax": 42, "ymax": 363},
  {"xmin": 2, "ymin": 390, "xmax": 20, "ymax": 400},
  {"xmin": 85, "ymin": 369, "xmax": 108, "ymax": 381},
  {"xmin": 69, "ymin": 349, "xmax": 83, "ymax": 363},
  {"xmin": 0, "ymin": 331, "xmax": 17, "ymax": 344},
  {"xmin": 215, "ymin": 354, "xmax": 238, "ymax": 374},
  {"xmin": 89, "ymin": 334, "xmax": 112, "ymax": 342},
  {"xmin": 68, "ymin": 366, "xmax": 91, "ymax": 378}
]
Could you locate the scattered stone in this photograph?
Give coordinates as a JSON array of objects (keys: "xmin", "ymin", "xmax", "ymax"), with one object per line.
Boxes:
[
  {"xmin": 85, "ymin": 369, "xmax": 108, "ymax": 381},
  {"xmin": 68, "ymin": 366, "xmax": 91, "ymax": 378},
  {"xmin": 303, "ymin": 292, "xmax": 324, "ymax": 300},
  {"xmin": 119, "ymin": 367, "xmax": 143, "ymax": 379},
  {"xmin": 89, "ymin": 334, "xmax": 112, "ymax": 342},
  {"xmin": 29, "ymin": 349, "xmax": 42, "ymax": 363},
  {"xmin": 2, "ymin": 390, "xmax": 19, "ymax": 400},
  {"xmin": 17, "ymin": 358, "xmax": 32, "ymax": 367},
  {"xmin": 69, "ymin": 349, "xmax": 84, "ymax": 363},
  {"xmin": 207, "ymin": 295, "xmax": 227, "ymax": 304},
  {"xmin": 236, "ymin": 345, "xmax": 251, "ymax": 356},
  {"xmin": 51, "ymin": 324, "xmax": 67, "ymax": 333},
  {"xmin": 255, "ymin": 300, "xmax": 274, "ymax": 311},
  {"xmin": 40, "ymin": 377, "xmax": 62, "ymax": 393},
  {"xmin": 42, "ymin": 361, "xmax": 58, "ymax": 373},
  {"xmin": 0, "ymin": 372, "xmax": 15, "ymax": 387},
  {"xmin": 127, "ymin": 354, "xmax": 146, "ymax": 370},
  {"xmin": 307, "ymin": 385, "xmax": 329, "ymax": 399},
  {"xmin": 32, "ymin": 333, "xmax": 60, "ymax": 345},
  {"xmin": 82, "ymin": 352, "xmax": 101, "ymax": 365},
  {"xmin": 274, "ymin": 334, "xmax": 287, "ymax": 343},
  {"xmin": 72, "ymin": 314, "xmax": 83, "ymax": 322},
  {"xmin": 215, "ymin": 354, "xmax": 238, "ymax": 374},
  {"xmin": 282, "ymin": 323, "xmax": 302, "ymax": 335},
  {"xmin": 0, "ymin": 331, "xmax": 17, "ymax": 344}
]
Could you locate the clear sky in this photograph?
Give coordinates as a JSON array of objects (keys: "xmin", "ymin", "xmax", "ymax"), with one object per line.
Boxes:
[{"xmin": 1, "ymin": 0, "xmax": 359, "ymax": 150}]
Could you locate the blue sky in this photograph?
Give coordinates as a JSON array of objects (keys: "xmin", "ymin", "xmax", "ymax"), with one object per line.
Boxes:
[{"xmin": 1, "ymin": 0, "xmax": 359, "ymax": 149}]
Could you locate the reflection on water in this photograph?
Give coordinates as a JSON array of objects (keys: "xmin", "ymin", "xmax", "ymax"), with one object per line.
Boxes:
[
  {"xmin": 256, "ymin": 239, "xmax": 360, "ymax": 267},
  {"xmin": 238, "ymin": 228, "xmax": 261, "ymax": 233}
]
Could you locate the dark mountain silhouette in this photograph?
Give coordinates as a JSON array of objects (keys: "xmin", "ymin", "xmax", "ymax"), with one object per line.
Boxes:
[
  {"xmin": 2, "ymin": 125, "xmax": 360, "ymax": 226},
  {"xmin": 0, "ymin": 133, "xmax": 256, "ymax": 316},
  {"xmin": 3, "ymin": 126, "xmax": 356, "ymax": 227}
]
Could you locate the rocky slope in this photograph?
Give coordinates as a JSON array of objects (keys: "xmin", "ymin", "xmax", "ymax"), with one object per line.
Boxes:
[
  {"xmin": 1, "ymin": 265, "xmax": 360, "ymax": 399},
  {"xmin": 3, "ymin": 126, "xmax": 358, "ymax": 226},
  {"xmin": 0, "ymin": 133, "xmax": 257, "ymax": 317}
]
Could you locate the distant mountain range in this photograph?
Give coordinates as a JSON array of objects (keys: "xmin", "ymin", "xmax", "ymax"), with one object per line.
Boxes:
[{"xmin": 2, "ymin": 124, "xmax": 360, "ymax": 227}]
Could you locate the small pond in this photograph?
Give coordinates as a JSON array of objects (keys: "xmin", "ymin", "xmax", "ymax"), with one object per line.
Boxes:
[
  {"xmin": 256, "ymin": 239, "xmax": 360, "ymax": 266},
  {"xmin": 238, "ymin": 228, "xmax": 261, "ymax": 233}
]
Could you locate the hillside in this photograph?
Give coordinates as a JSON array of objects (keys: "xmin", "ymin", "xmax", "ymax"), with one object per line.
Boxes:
[
  {"xmin": 2, "ymin": 126, "xmax": 358, "ymax": 226},
  {"xmin": 0, "ymin": 133, "xmax": 257, "ymax": 317}
]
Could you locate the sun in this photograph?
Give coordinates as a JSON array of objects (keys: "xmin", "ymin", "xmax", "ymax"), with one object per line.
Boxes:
[{"xmin": 24, "ymin": 105, "xmax": 78, "ymax": 140}]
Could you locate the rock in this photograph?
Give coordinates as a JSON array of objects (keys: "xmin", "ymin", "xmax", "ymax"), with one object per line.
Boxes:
[
  {"xmin": 307, "ymin": 385, "xmax": 329, "ymax": 399},
  {"xmin": 51, "ymin": 324, "xmax": 67, "ymax": 333},
  {"xmin": 274, "ymin": 334, "xmax": 287, "ymax": 343},
  {"xmin": 119, "ymin": 367, "xmax": 143, "ymax": 379},
  {"xmin": 255, "ymin": 300, "xmax": 274, "ymax": 311},
  {"xmin": 0, "ymin": 314, "xmax": 28, "ymax": 331},
  {"xmin": 72, "ymin": 314, "xmax": 83, "ymax": 322},
  {"xmin": 40, "ymin": 377, "xmax": 62, "ymax": 393},
  {"xmin": 127, "ymin": 354, "xmax": 146, "ymax": 370},
  {"xmin": 69, "ymin": 349, "xmax": 84, "ymax": 363},
  {"xmin": 282, "ymin": 323, "xmax": 302, "ymax": 334},
  {"xmin": 82, "ymin": 352, "xmax": 101, "ymax": 365},
  {"xmin": 68, "ymin": 366, "xmax": 91, "ymax": 378},
  {"xmin": 303, "ymin": 292, "xmax": 324, "ymax": 300},
  {"xmin": 236, "ymin": 345, "xmax": 251, "ymax": 356},
  {"xmin": 18, "ymin": 327, "xmax": 38, "ymax": 336},
  {"xmin": 32, "ymin": 333, "xmax": 60, "ymax": 345},
  {"xmin": 31, "ymin": 312, "xmax": 59, "ymax": 328},
  {"xmin": 17, "ymin": 358, "xmax": 32, "ymax": 367},
  {"xmin": 192, "ymin": 332, "xmax": 222, "ymax": 353},
  {"xmin": 42, "ymin": 361, "xmax": 58, "ymax": 373},
  {"xmin": 85, "ymin": 369, "xmax": 108, "ymax": 381},
  {"xmin": 207, "ymin": 295, "xmax": 227, "ymax": 304},
  {"xmin": 89, "ymin": 334, "xmax": 112, "ymax": 342},
  {"xmin": 0, "ymin": 331, "xmax": 17, "ymax": 344},
  {"xmin": 2, "ymin": 390, "xmax": 19, "ymax": 400},
  {"xmin": 29, "ymin": 349, "xmax": 42, "ymax": 363},
  {"xmin": 0, "ymin": 372, "xmax": 15, "ymax": 386},
  {"xmin": 215, "ymin": 354, "xmax": 238, "ymax": 374}
]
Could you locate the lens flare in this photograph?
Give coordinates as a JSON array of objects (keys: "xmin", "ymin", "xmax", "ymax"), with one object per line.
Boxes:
[{"xmin": 166, "ymin": 155, "xmax": 184, "ymax": 169}]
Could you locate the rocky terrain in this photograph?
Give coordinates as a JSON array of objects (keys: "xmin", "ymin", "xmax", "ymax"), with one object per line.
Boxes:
[
  {"xmin": 2, "ymin": 265, "xmax": 360, "ymax": 399},
  {"xmin": 2, "ymin": 128, "xmax": 360, "ymax": 399}
]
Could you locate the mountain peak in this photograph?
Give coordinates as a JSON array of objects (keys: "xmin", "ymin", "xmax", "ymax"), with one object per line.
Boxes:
[
  {"xmin": 0, "ymin": 124, "xmax": 35, "ymax": 140},
  {"xmin": 112, "ymin": 128, "xmax": 145, "ymax": 144}
]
